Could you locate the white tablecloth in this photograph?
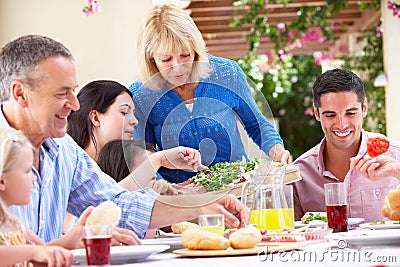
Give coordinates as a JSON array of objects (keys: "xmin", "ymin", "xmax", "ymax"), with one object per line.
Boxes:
[
  {"xmin": 73, "ymin": 245, "xmax": 400, "ymax": 267},
  {"xmin": 132, "ymin": 247, "xmax": 400, "ymax": 267}
]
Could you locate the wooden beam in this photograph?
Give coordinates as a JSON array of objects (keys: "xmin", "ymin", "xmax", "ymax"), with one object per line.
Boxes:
[
  {"xmin": 188, "ymin": 0, "xmax": 375, "ymax": 9},
  {"xmin": 186, "ymin": 0, "xmax": 379, "ymax": 59},
  {"xmin": 196, "ymin": 19, "xmax": 355, "ymax": 32},
  {"xmin": 328, "ymin": 9, "xmax": 380, "ymax": 55}
]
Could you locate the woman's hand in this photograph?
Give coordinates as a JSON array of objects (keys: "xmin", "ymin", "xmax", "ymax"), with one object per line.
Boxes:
[
  {"xmin": 155, "ymin": 146, "xmax": 206, "ymax": 171},
  {"xmin": 120, "ymin": 146, "xmax": 207, "ymax": 191},
  {"xmin": 162, "ymin": 183, "xmax": 179, "ymax": 195},
  {"xmin": 31, "ymin": 245, "xmax": 74, "ymax": 267},
  {"xmin": 1, "ymin": 245, "xmax": 73, "ymax": 267},
  {"xmin": 269, "ymin": 144, "xmax": 291, "ymax": 164},
  {"xmin": 147, "ymin": 178, "xmax": 179, "ymax": 195}
]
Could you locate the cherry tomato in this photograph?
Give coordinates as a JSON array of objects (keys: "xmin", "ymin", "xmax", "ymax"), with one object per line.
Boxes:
[{"xmin": 367, "ymin": 137, "xmax": 390, "ymax": 157}]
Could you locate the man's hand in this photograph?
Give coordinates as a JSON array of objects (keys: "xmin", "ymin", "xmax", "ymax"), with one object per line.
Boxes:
[
  {"xmin": 201, "ymin": 194, "xmax": 250, "ymax": 228},
  {"xmin": 111, "ymin": 227, "xmax": 142, "ymax": 246},
  {"xmin": 59, "ymin": 206, "xmax": 93, "ymax": 249},
  {"xmin": 350, "ymin": 155, "xmax": 400, "ymax": 181},
  {"xmin": 151, "ymin": 193, "xmax": 250, "ymax": 230}
]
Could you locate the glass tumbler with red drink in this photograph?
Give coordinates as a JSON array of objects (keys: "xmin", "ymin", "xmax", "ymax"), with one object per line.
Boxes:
[
  {"xmin": 83, "ymin": 224, "xmax": 112, "ymax": 266},
  {"xmin": 324, "ymin": 183, "xmax": 348, "ymax": 233}
]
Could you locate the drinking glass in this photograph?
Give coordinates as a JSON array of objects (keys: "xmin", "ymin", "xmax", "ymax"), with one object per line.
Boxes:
[
  {"xmin": 83, "ymin": 224, "xmax": 112, "ymax": 266},
  {"xmin": 324, "ymin": 183, "xmax": 348, "ymax": 233},
  {"xmin": 198, "ymin": 214, "xmax": 224, "ymax": 236}
]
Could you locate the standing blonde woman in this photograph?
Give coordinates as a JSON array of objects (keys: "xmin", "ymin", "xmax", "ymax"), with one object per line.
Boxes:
[
  {"xmin": 130, "ymin": 4, "xmax": 291, "ymax": 184},
  {"xmin": 0, "ymin": 128, "xmax": 92, "ymax": 266}
]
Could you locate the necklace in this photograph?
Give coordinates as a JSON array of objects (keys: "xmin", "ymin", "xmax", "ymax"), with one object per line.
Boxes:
[{"xmin": 172, "ymin": 82, "xmax": 198, "ymax": 102}]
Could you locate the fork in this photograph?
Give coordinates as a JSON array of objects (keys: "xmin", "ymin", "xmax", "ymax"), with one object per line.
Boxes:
[
  {"xmin": 178, "ymin": 152, "xmax": 207, "ymax": 171},
  {"xmin": 361, "ymin": 151, "xmax": 368, "ymax": 158}
]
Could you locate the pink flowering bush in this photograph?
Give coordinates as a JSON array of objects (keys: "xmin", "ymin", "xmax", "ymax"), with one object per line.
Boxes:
[
  {"xmin": 83, "ymin": 0, "xmax": 101, "ymax": 16},
  {"xmin": 387, "ymin": 1, "xmax": 400, "ymax": 18}
]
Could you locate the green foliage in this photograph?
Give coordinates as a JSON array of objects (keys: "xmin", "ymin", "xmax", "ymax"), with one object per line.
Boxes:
[
  {"xmin": 236, "ymin": 54, "xmax": 324, "ymax": 159},
  {"xmin": 231, "ymin": 0, "xmax": 385, "ymax": 158},
  {"xmin": 342, "ymin": 24, "xmax": 386, "ymax": 134},
  {"xmin": 231, "ymin": 0, "xmax": 348, "ymax": 55},
  {"xmin": 277, "ymin": 56, "xmax": 324, "ymax": 159}
]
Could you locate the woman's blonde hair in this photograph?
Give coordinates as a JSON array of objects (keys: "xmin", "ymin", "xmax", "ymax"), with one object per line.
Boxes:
[
  {"xmin": 0, "ymin": 128, "xmax": 32, "ymax": 225},
  {"xmin": 137, "ymin": 3, "xmax": 210, "ymax": 90}
]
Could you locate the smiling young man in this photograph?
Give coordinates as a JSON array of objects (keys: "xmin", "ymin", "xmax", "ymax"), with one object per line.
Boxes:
[{"xmin": 293, "ymin": 69, "xmax": 400, "ymax": 222}]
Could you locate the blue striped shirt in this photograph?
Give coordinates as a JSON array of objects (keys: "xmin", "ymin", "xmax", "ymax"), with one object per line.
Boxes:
[{"xmin": 0, "ymin": 111, "xmax": 156, "ymax": 242}]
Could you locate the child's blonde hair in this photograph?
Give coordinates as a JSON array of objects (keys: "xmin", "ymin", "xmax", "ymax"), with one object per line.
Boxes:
[{"xmin": 0, "ymin": 128, "xmax": 33, "ymax": 225}]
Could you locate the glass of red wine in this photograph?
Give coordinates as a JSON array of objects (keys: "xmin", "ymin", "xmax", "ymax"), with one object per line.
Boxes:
[
  {"xmin": 83, "ymin": 224, "xmax": 112, "ymax": 266},
  {"xmin": 324, "ymin": 183, "xmax": 348, "ymax": 233}
]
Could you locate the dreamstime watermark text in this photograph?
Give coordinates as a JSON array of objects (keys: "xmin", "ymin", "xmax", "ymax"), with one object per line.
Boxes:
[{"xmin": 258, "ymin": 240, "xmax": 398, "ymax": 264}]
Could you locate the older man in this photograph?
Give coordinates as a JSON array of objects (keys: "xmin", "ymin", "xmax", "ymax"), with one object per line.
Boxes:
[
  {"xmin": 293, "ymin": 69, "xmax": 400, "ymax": 222},
  {"xmin": 0, "ymin": 34, "xmax": 249, "ymax": 243}
]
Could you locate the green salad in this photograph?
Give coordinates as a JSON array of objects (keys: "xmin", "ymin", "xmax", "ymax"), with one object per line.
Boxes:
[
  {"xmin": 191, "ymin": 158, "xmax": 260, "ymax": 192},
  {"xmin": 371, "ymin": 220, "xmax": 386, "ymax": 225},
  {"xmin": 371, "ymin": 220, "xmax": 400, "ymax": 225},
  {"xmin": 303, "ymin": 212, "xmax": 328, "ymax": 224}
]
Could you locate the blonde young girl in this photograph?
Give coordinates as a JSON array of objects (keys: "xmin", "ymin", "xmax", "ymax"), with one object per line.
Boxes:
[{"xmin": 0, "ymin": 128, "xmax": 92, "ymax": 267}]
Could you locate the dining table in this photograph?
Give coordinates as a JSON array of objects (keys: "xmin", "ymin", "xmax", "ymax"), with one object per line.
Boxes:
[{"xmin": 72, "ymin": 223, "xmax": 400, "ymax": 267}]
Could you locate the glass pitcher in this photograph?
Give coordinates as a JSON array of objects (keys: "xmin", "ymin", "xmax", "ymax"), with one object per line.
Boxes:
[{"xmin": 241, "ymin": 165, "xmax": 294, "ymax": 230}]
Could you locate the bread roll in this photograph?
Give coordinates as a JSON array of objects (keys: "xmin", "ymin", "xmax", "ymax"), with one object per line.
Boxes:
[
  {"xmin": 388, "ymin": 186, "xmax": 400, "ymax": 210},
  {"xmin": 229, "ymin": 227, "xmax": 262, "ymax": 249},
  {"xmin": 382, "ymin": 185, "xmax": 400, "ymax": 220},
  {"xmin": 382, "ymin": 203, "xmax": 391, "ymax": 218},
  {"xmin": 86, "ymin": 201, "xmax": 122, "ymax": 227},
  {"xmin": 171, "ymin": 221, "xmax": 199, "ymax": 234},
  {"xmin": 181, "ymin": 229, "xmax": 230, "ymax": 250},
  {"xmin": 390, "ymin": 209, "xmax": 400, "ymax": 220}
]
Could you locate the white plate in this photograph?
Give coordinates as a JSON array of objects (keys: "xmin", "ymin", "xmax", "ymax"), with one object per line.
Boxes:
[
  {"xmin": 162, "ymin": 232, "xmax": 182, "ymax": 238},
  {"xmin": 295, "ymin": 218, "xmax": 364, "ymax": 228},
  {"xmin": 359, "ymin": 220, "xmax": 400, "ymax": 230},
  {"xmin": 295, "ymin": 220, "xmax": 326, "ymax": 228},
  {"xmin": 142, "ymin": 237, "xmax": 183, "ymax": 250},
  {"xmin": 330, "ymin": 229, "xmax": 400, "ymax": 248},
  {"xmin": 72, "ymin": 244, "xmax": 170, "ymax": 265},
  {"xmin": 348, "ymin": 218, "xmax": 365, "ymax": 225}
]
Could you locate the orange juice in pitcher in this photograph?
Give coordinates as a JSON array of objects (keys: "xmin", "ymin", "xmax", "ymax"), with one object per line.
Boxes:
[
  {"xmin": 249, "ymin": 207, "xmax": 294, "ymax": 230},
  {"xmin": 241, "ymin": 164, "xmax": 294, "ymax": 230},
  {"xmin": 242, "ymin": 181, "xmax": 294, "ymax": 230}
]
